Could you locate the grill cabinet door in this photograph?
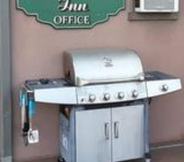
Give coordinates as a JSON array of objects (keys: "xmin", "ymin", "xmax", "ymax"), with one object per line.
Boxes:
[
  {"xmin": 112, "ymin": 105, "xmax": 144, "ymax": 162},
  {"xmin": 75, "ymin": 108, "xmax": 112, "ymax": 162}
]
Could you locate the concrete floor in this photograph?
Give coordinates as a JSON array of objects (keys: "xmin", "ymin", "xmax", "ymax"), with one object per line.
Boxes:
[
  {"xmin": 151, "ymin": 146, "xmax": 184, "ymax": 162},
  {"xmin": 28, "ymin": 146, "xmax": 184, "ymax": 162}
]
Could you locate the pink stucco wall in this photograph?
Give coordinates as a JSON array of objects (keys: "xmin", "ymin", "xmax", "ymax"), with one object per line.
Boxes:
[{"xmin": 11, "ymin": 0, "xmax": 184, "ymax": 161}]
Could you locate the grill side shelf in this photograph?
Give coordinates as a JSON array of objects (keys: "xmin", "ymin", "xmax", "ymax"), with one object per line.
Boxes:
[
  {"xmin": 23, "ymin": 78, "xmax": 77, "ymax": 104},
  {"xmin": 145, "ymin": 71, "xmax": 182, "ymax": 98}
]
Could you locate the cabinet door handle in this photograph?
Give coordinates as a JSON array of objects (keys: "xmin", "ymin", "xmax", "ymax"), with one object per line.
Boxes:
[
  {"xmin": 114, "ymin": 122, "xmax": 119, "ymax": 139},
  {"xmin": 105, "ymin": 123, "xmax": 110, "ymax": 140}
]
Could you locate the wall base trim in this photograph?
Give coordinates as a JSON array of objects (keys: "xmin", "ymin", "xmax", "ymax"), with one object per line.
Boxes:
[
  {"xmin": 151, "ymin": 140, "xmax": 184, "ymax": 151},
  {"xmin": 14, "ymin": 141, "xmax": 184, "ymax": 162},
  {"xmin": 14, "ymin": 156, "xmax": 58, "ymax": 162}
]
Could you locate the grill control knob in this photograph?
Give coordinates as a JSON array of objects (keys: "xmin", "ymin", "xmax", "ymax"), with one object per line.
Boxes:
[
  {"xmin": 118, "ymin": 92, "xmax": 125, "ymax": 100},
  {"xmin": 132, "ymin": 90, "xmax": 139, "ymax": 98},
  {"xmin": 39, "ymin": 78, "xmax": 50, "ymax": 84},
  {"xmin": 103, "ymin": 93, "xmax": 110, "ymax": 101},
  {"xmin": 162, "ymin": 84, "xmax": 169, "ymax": 92},
  {"xmin": 89, "ymin": 94, "xmax": 96, "ymax": 102}
]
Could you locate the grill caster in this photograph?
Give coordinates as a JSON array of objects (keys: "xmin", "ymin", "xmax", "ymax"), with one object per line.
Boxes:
[
  {"xmin": 58, "ymin": 157, "xmax": 66, "ymax": 162},
  {"xmin": 144, "ymin": 153, "xmax": 151, "ymax": 162},
  {"xmin": 144, "ymin": 159, "xmax": 151, "ymax": 162}
]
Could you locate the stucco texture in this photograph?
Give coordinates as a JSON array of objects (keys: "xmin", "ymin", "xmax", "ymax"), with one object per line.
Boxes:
[{"xmin": 10, "ymin": 0, "xmax": 184, "ymax": 161}]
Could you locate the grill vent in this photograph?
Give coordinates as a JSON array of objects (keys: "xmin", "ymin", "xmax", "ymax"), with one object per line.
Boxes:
[{"xmin": 145, "ymin": 0, "xmax": 175, "ymax": 10}]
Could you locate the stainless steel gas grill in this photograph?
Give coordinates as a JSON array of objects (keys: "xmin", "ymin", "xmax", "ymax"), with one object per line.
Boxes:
[{"xmin": 19, "ymin": 49, "xmax": 182, "ymax": 162}]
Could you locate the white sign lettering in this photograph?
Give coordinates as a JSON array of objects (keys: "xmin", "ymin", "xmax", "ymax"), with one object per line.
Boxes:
[
  {"xmin": 58, "ymin": 0, "xmax": 88, "ymax": 12},
  {"xmin": 53, "ymin": 15, "xmax": 90, "ymax": 25}
]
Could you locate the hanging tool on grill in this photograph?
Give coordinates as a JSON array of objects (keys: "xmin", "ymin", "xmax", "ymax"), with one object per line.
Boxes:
[
  {"xmin": 19, "ymin": 88, "xmax": 29, "ymax": 146},
  {"xmin": 19, "ymin": 88, "xmax": 38, "ymax": 146}
]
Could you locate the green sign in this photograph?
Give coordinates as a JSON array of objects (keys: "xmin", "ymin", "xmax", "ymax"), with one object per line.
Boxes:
[{"xmin": 16, "ymin": 0, "xmax": 125, "ymax": 29}]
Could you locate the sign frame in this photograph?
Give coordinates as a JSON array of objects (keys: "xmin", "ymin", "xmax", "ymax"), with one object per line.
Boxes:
[{"xmin": 16, "ymin": 0, "xmax": 126, "ymax": 29}]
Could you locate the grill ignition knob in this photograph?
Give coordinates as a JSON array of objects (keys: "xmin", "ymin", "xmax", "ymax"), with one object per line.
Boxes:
[
  {"xmin": 89, "ymin": 94, "xmax": 96, "ymax": 102},
  {"xmin": 118, "ymin": 92, "xmax": 125, "ymax": 100},
  {"xmin": 132, "ymin": 90, "xmax": 139, "ymax": 98},
  {"xmin": 103, "ymin": 93, "xmax": 110, "ymax": 101},
  {"xmin": 162, "ymin": 84, "xmax": 169, "ymax": 92}
]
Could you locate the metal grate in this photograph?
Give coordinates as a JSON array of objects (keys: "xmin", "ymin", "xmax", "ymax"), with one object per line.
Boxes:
[{"xmin": 145, "ymin": 0, "xmax": 175, "ymax": 10}]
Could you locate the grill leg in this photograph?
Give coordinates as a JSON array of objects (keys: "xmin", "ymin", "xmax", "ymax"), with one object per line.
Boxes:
[{"xmin": 144, "ymin": 100, "xmax": 151, "ymax": 162}]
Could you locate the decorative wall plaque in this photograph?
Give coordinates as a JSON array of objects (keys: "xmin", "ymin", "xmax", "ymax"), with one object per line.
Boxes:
[{"xmin": 16, "ymin": 0, "xmax": 125, "ymax": 29}]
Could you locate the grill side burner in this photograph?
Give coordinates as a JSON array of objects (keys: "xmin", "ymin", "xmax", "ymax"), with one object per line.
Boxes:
[
  {"xmin": 145, "ymin": 71, "xmax": 182, "ymax": 97},
  {"xmin": 20, "ymin": 49, "xmax": 182, "ymax": 162}
]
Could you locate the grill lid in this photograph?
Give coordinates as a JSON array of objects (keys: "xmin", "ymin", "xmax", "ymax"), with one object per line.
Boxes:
[{"xmin": 64, "ymin": 49, "xmax": 144, "ymax": 86}]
